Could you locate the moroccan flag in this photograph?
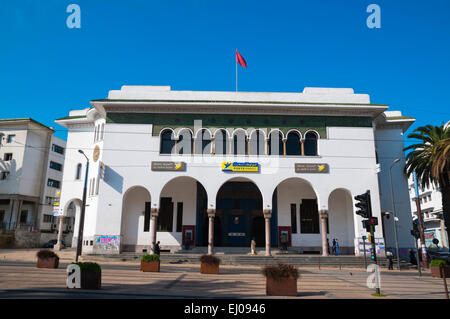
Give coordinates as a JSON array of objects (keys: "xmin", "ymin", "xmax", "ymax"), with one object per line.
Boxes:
[{"xmin": 236, "ymin": 49, "xmax": 247, "ymax": 68}]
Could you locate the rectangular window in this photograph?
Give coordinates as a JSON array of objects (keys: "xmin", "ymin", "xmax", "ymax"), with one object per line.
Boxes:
[
  {"xmin": 157, "ymin": 197, "xmax": 173, "ymax": 232},
  {"xmin": 300, "ymin": 199, "xmax": 319, "ymax": 234},
  {"xmin": 7, "ymin": 135, "xmax": 15, "ymax": 143},
  {"xmin": 144, "ymin": 202, "xmax": 151, "ymax": 232},
  {"xmin": 0, "ymin": 172, "xmax": 9, "ymax": 180},
  {"xmin": 43, "ymin": 214, "xmax": 53, "ymax": 223},
  {"xmin": 176, "ymin": 202, "xmax": 183, "ymax": 232},
  {"xmin": 49, "ymin": 161, "xmax": 63, "ymax": 171},
  {"xmin": 19, "ymin": 210, "xmax": 28, "ymax": 224},
  {"xmin": 0, "ymin": 210, "xmax": 5, "ymax": 224},
  {"xmin": 51, "ymin": 144, "xmax": 65, "ymax": 155},
  {"xmin": 4, "ymin": 153, "xmax": 12, "ymax": 161},
  {"xmin": 290, "ymin": 204, "xmax": 297, "ymax": 234},
  {"xmin": 47, "ymin": 179, "xmax": 61, "ymax": 188}
]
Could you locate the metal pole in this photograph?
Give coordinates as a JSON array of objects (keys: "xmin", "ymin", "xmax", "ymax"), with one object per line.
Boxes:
[
  {"xmin": 235, "ymin": 52, "xmax": 238, "ymax": 92},
  {"xmin": 389, "ymin": 159, "xmax": 401, "ymax": 270},
  {"xmin": 414, "ymin": 237, "xmax": 421, "ymax": 277},
  {"xmin": 363, "ymin": 237, "xmax": 367, "ymax": 269},
  {"xmin": 75, "ymin": 152, "xmax": 89, "ymax": 263}
]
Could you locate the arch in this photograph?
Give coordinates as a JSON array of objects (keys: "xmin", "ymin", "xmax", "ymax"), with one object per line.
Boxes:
[
  {"xmin": 177, "ymin": 129, "xmax": 193, "ymax": 155},
  {"xmin": 304, "ymin": 130, "xmax": 319, "ymax": 156},
  {"xmin": 249, "ymin": 129, "xmax": 266, "ymax": 155},
  {"xmin": 213, "ymin": 129, "xmax": 229, "ymax": 155},
  {"xmin": 120, "ymin": 186, "xmax": 152, "ymax": 252},
  {"xmin": 286, "ymin": 131, "xmax": 301, "ymax": 155},
  {"xmin": 327, "ymin": 188, "xmax": 355, "ymax": 254},
  {"xmin": 174, "ymin": 127, "xmax": 194, "ymax": 139},
  {"xmin": 268, "ymin": 130, "xmax": 284, "ymax": 156},
  {"xmin": 63, "ymin": 198, "xmax": 82, "ymax": 248},
  {"xmin": 233, "ymin": 129, "xmax": 248, "ymax": 155},
  {"xmin": 160, "ymin": 128, "xmax": 175, "ymax": 154}
]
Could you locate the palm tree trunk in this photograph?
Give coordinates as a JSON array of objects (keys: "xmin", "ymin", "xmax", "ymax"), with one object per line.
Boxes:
[{"xmin": 440, "ymin": 175, "xmax": 450, "ymax": 246}]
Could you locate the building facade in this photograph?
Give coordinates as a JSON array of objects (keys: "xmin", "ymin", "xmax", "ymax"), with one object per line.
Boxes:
[
  {"xmin": 56, "ymin": 86, "xmax": 415, "ymax": 256},
  {"xmin": 0, "ymin": 118, "xmax": 73, "ymax": 247},
  {"xmin": 408, "ymin": 175, "xmax": 449, "ymax": 249}
]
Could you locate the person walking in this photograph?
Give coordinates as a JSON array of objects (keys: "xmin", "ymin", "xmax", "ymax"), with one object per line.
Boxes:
[
  {"xmin": 335, "ymin": 239, "xmax": 340, "ymax": 256},
  {"xmin": 154, "ymin": 241, "xmax": 161, "ymax": 256},
  {"xmin": 332, "ymin": 239, "xmax": 337, "ymax": 255},
  {"xmin": 386, "ymin": 248, "xmax": 394, "ymax": 270}
]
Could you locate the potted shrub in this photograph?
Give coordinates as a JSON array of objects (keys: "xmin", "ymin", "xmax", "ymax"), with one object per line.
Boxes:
[
  {"xmin": 36, "ymin": 250, "xmax": 59, "ymax": 269},
  {"xmin": 140, "ymin": 254, "xmax": 160, "ymax": 272},
  {"xmin": 199, "ymin": 254, "xmax": 221, "ymax": 274},
  {"xmin": 72, "ymin": 262, "xmax": 102, "ymax": 289},
  {"xmin": 430, "ymin": 259, "xmax": 450, "ymax": 278},
  {"xmin": 262, "ymin": 263, "xmax": 299, "ymax": 296}
]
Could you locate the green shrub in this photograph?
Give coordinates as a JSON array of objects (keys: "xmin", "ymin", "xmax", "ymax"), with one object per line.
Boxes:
[
  {"xmin": 262, "ymin": 263, "xmax": 299, "ymax": 281},
  {"xmin": 199, "ymin": 254, "xmax": 221, "ymax": 266},
  {"xmin": 141, "ymin": 254, "xmax": 160, "ymax": 262},
  {"xmin": 36, "ymin": 250, "xmax": 59, "ymax": 259},
  {"xmin": 72, "ymin": 262, "xmax": 101, "ymax": 274},
  {"xmin": 430, "ymin": 259, "xmax": 447, "ymax": 267}
]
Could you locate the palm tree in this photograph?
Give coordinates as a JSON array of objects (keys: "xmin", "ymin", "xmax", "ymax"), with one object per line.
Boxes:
[{"xmin": 404, "ymin": 123, "xmax": 450, "ymax": 244}]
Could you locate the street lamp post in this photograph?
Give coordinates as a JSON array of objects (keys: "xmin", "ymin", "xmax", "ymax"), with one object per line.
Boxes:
[
  {"xmin": 75, "ymin": 150, "xmax": 89, "ymax": 263},
  {"xmin": 389, "ymin": 158, "xmax": 401, "ymax": 270}
]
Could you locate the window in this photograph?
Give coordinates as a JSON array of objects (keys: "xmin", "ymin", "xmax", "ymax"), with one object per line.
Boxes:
[
  {"xmin": 157, "ymin": 197, "xmax": 173, "ymax": 232},
  {"xmin": 249, "ymin": 130, "xmax": 265, "ymax": 155},
  {"xmin": 43, "ymin": 214, "xmax": 54, "ymax": 223},
  {"xmin": 160, "ymin": 129, "xmax": 175, "ymax": 154},
  {"xmin": 268, "ymin": 131, "xmax": 283, "ymax": 156},
  {"xmin": 75, "ymin": 163, "xmax": 82, "ymax": 180},
  {"xmin": 45, "ymin": 196, "xmax": 54, "ymax": 205},
  {"xmin": 7, "ymin": 135, "xmax": 15, "ymax": 143},
  {"xmin": 214, "ymin": 130, "xmax": 228, "ymax": 155},
  {"xmin": 19, "ymin": 210, "xmax": 28, "ymax": 224},
  {"xmin": 233, "ymin": 130, "xmax": 247, "ymax": 155},
  {"xmin": 286, "ymin": 132, "xmax": 301, "ymax": 155},
  {"xmin": 300, "ymin": 199, "xmax": 319, "ymax": 234},
  {"xmin": 3, "ymin": 153, "xmax": 12, "ymax": 161},
  {"xmin": 178, "ymin": 130, "xmax": 193, "ymax": 155},
  {"xmin": 0, "ymin": 210, "xmax": 5, "ymax": 224},
  {"xmin": 49, "ymin": 161, "xmax": 62, "ymax": 171},
  {"xmin": 143, "ymin": 202, "xmax": 151, "ymax": 232},
  {"xmin": 291, "ymin": 204, "xmax": 297, "ymax": 233},
  {"xmin": 47, "ymin": 179, "xmax": 61, "ymax": 188},
  {"xmin": 194, "ymin": 130, "xmax": 211, "ymax": 155},
  {"xmin": 176, "ymin": 202, "xmax": 183, "ymax": 232},
  {"xmin": 304, "ymin": 132, "xmax": 318, "ymax": 156},
  {"xmin": 0, "ymin": 172, "xmax": 9, "ymax": 180},
  {"xmin": 100, "ymin": 123, "xmax": 105, "ymax": 140},
  {"xmin": 52, "ymin": 144, "xmax": 65, "ymax": 155}
]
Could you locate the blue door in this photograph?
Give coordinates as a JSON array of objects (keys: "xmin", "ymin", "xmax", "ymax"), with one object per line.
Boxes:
[{"xmin": 225, "ymin": 210, "xmax": 247, "ymax": 246}]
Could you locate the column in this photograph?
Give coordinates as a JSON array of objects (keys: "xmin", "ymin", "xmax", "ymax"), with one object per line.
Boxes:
[
  {"xmin": 282, "ymin": 139, "xmax": 287, "ymax": 156},
  {"xmin": 264, "ymin": 139, "xmax": 269, "ymax": 155},
  {"xmin": 150, "ymin": 208, "xmax": 159, "ymax": 254},
  {"xmin": 319, "ymin": 210, "xmax": 329, "ymax": 256},
  {"xmin": 32, "ymin": 200, "xmax": 39, "ymax": 231},
  {"xmin": 192, "ymin": 137, "xmax": 196, "ymax": 154},
  {"xmin": 207, "ymin": 209, "xmax": 215, "ymax": 255},
  {"xmin": 263, "ymin": 209, "xmax": 272, "ymax": 256},
  {"xmin": 210, "ymin": 137, "xmax": 216, "ymax": 155},
  {"xmin": 300, "ymin": 140, "xmax": 305, "ymax": 156},
  {"xmin": 55, "ymin": 216, "xmax": 65, "ymax": 251}
]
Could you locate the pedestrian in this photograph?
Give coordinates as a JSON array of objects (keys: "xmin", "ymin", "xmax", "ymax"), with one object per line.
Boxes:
[
  {"xmin": 335, "ymin": 239, "xmax": 340, "ymax": 256},
  {"xmin": 250, "ymin": 237, "xmax": 256, "ymax": 255},
  {"xmin": 386, "ymin": 248, "xmax": 394, "ymax": 270},
  {"xmin": 409, "ymin": 249, "xmax": 417, "ymax": 265},
  {"xmin": 280, "ymin": 232, "xmax": 288, "ymax": 252},
  {"xmin": 154, "ymin": 241, "xmax": 161, "ymax": 256},
  {"xmin": 327, "ymin": 238, "xmax": 330, "ymax": 255},
  {"xmin": 332, "ymin": 239, "xmax": 336, "ymax": 255}
]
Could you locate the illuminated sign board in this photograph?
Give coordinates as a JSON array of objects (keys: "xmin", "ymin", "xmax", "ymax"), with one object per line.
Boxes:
[{"xmin": 222, "ymin": 162, "xmax": 259, "ymax": 172}]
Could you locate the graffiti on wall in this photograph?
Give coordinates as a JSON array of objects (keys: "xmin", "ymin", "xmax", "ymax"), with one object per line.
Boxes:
[{"xmin": 94, "ymin": 235, "xmax": 120, "ymax": 252}]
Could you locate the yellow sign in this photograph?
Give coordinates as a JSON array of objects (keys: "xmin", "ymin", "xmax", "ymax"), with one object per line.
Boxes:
[{"xmin": 222, "ymin": 162, "xmax": 259, "ymax": 172}]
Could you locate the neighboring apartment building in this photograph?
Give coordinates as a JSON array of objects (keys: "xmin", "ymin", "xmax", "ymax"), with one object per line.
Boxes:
[
  {"xmin": 56, "ymin": 85, "xmax": 415, "ymax": 257},
  {"xmin": 408, "ymin": 175, "xmax": 449, "ymax": 249},
  {"xmin": 0, "ymin": 118, "xmax": 73, "ymax": 247}
]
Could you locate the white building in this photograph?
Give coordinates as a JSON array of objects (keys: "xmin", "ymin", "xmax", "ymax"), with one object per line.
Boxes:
[
  {"xmin": 56, "ymin": 86, "xmax": 416, "ymax": 256},
  {"xmin": 0, "ymin": 118, "xmax": 72, "ymax": 247},
  {"xmin": 408, "ymin": 175, "xmax": 448, "ymax": 249}
]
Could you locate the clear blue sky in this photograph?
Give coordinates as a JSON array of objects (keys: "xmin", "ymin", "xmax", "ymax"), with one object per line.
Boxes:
[{"xmin": 1, "ymin": 0, "xmax": 449, "ymax": 141}]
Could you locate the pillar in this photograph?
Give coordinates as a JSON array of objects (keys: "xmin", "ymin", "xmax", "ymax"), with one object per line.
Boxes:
[
  {"xmin": 55, "ymin": 216, "xmax": 65, "ymax": 251},
  {"xmin": 319, "ymin": 210, "xmax": 329, "ymax": 256},
  {"xmin": 263, "ymin": 209, "xmax": 272, "ymax": 256},
  {"xmin": 300, "ymin": 140, "xmax": 305, "ymax": 156},
  {"xmin": 282, "ymin": 139, "xmax": 287, "ymax": 156},
  {"xmin": 207, "ymin": 209, "xmax": 215, "ymax": 255},
  {"xmin": 150, "ymin": 208, "xmax": 159, "ymax": 254}
]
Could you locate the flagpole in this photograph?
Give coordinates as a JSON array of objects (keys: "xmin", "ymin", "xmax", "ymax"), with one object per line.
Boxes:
[{"xmin": 235, "ymin": 49, "xmax": 238, "ymax": 92}]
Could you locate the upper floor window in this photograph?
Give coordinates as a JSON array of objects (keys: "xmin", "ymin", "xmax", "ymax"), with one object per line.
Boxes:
[
  {"xmin": 160, "ymin": 129, "xmax": 175, "ymax": 154},
  {"xmin": 268, "ymin": 131, "xmax": 283, "ymax": 156},
  {"xmin": 47, "ymin": 179, "xmax": 61, "ymax": 189},
  {"xmin": 194, "ymin": 129, "xmax": 211, "ymax": 155},
  {"xmin": 3, "ymin": 153, "xmax": 12, "ymax": 161},
  {"xmin": 52, "ymin": 144, "xmax": 65, "ymax": 155},
  {"xmin": 304, "ymin": 131, "xmax": 318, "ymax": 156},
  {"xmin": 233, "ymin": 130, "xmax": 247, "ymax": 155},
  {"xmin": 286, "ymin": 131, "xmax": 301, "ymax": 155},
  {"xmin": 214, "ymin": 130, "xmax": 228, "ymax": 155},
  {"xmin": 75, "ymin": 163, "xmax": 82, "ymax": 180},
  {"xmin": 249, "ymin": 130, "xmax": 265, "ymax": 155},
  {"xmin": 178, "ymin": 129, "xmax": 193, "ymax": 155},
  {"xmin": 49, "ymin": 161, "xmax": 63, "ymax": 171},
  {"xmin": 7, "ymin": 135, "xmax": 15, "ymax": 143}
]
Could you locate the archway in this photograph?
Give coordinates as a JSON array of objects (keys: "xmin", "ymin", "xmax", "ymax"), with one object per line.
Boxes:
[
  {"xmin": 215, "ymin": 178, "xmax": 263, "ymax": 247},
  {"xmin": 328, "ymin": 188, "xmax": 355, "ymax": 255},
  {"xmin": 120, "ymin": 186, "xmax": 151, "ymax": 252},
  {"xmin": 63, "ymin": 198, "xmax": 82, "ymax": 248}
]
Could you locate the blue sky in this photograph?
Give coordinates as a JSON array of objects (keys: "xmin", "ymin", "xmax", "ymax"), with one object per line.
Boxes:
[{"xmin": 1, "ymin": 0, "xmax": 449, "ymax": 141}]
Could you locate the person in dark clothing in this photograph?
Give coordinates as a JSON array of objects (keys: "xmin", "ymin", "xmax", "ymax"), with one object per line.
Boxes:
[
  {"xmin": 386, "ymin": 248, "xmax": 394, "ymax": 270},
  {"xmin": 332, "ymin": 239, "xmax": 337, "ymax": 255},
  {"xmin": 154, "ymin": 241, "xmax": 161, "ymax": 256},
  {"xmin": 409, "ymin": 250, "xmax": 417, "ymax": 265}
]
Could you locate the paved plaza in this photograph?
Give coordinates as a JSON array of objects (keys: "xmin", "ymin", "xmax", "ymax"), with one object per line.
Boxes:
[{"xmin": 0, "ymin": 249, "xmax": 448, "ymax": 299}]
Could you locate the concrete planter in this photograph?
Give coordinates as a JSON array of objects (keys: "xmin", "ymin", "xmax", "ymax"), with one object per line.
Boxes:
[
  {"xmin": 140, "ymin": 261, "xmax": 160, "ymax": 272},
  {"xmin": 200, "ymin": 262, "xmax": 219, "ymax": 274},
  {"xmin": 431, "ymin": 266, "xmax": 450, "ymax": 278},
  {"xmin": 36, "ymin": 256, "xmax": 59, "ymax": 269},
  {"xmin": 266, "ymin": 277, "xmax": 297, "ymax": 296},
  {"xmin": 80, "ymin": 271, "xmax": 102, "ymax": 289}
]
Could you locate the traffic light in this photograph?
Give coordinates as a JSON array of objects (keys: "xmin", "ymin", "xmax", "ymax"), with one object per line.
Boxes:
[
  {"xmin": 354, "ymin": 190, "xmax": 372, "ymax": 219},
  {"xmin": 411, "ymin": 220, "xmax": 420, "ymax": 239}
]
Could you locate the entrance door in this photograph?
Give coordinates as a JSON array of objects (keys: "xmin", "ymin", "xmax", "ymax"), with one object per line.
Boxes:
[{"xmin": 224, "ymin": 210, "xmax": 247, "ymax": 246}]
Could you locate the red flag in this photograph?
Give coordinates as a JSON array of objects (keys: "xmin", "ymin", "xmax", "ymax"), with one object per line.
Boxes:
[{"xmin": 236, "ymin": 49, "xmax": 247, "ymax": 68}]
